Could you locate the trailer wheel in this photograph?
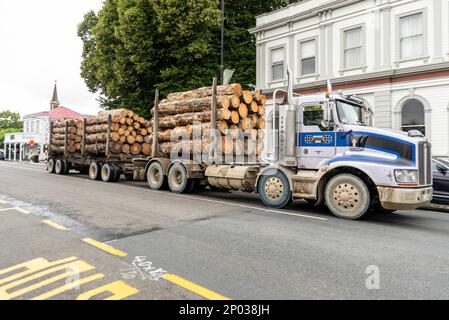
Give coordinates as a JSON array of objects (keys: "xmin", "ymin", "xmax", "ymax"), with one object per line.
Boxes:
[
  {"xmin": 168, "ymin": 163, "xmax": 191, "ymax": 194},
  {"xmin": 325, "ymin": 174, "xmax": 371, "ymax": 220},
  {"xmin": 101, "ymin": 164, "xmax": 116, "ymax": 182},
  {"xmin": 258, "ymin": 171, "xmax": 292, "ymax": 209},
  {"xmin": 55, "ymin": 159, "xmax": 66, "ymax": 175},
  {"xmin": 89, "ymin": 162, "xmax": 102, "ymax": 181},
  {"xmin": 112, "ymin": 164, "xmax": 121, "ymax": 182},
  {"xmin": 147, "ymin": 162, "xmax": 167, "ymax": 190},
  {"xmin": 62, "ymin": 160, "xmax": 70, "ymax": 175},
  {"xmin": 47, "ymin": 159, "xmax": 56, "ymax": 174}
]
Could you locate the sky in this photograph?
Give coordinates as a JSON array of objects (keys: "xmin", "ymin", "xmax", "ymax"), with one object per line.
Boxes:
[{"xmin": 0, "ymin": 0, "xmax": 104, "ymax": 118}]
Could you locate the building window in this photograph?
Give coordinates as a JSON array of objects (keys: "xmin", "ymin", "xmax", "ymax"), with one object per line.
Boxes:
[
  {"xmin": 30, "ymin": 121, "xmax": 34, "ymax": 133},
  {"xmin": 343, "ymin": 27, "xmax": 363, "ymax": 69},
  {"xmin": 399, "ymin": 13, "xmax": 424, "ymax": 59},
  {"xmin": 35, "ymin": 120, "xmax": 40, "ymax": 133},
  {"xmin": 401, "ymin": 99, "xmax": 425, "ymax": 135},
  {"xmin": 271, "ymin": 47, "xmax": 285, "ymax": 81},
  {"xmin": 299, "ymin": 39, "xmax": 316, "ymax": 76},
  {"xmin": 26, "ymin": 122, "xmax": 30, "ymax": 133}
]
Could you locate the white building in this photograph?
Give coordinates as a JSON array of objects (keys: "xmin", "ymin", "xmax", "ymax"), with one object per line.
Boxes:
[
  {"xmin": 3, "ymin": 84, "xmax": 84, "ymax": 161},
  {"xmin": 250, "ymin": 0, "xmax": 449, "ymax": 156}
]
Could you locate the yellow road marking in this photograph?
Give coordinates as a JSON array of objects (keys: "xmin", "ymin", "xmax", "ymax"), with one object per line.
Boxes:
[
  {"xmin": 14, "ymin": 207, "xmax": 30, "ymax": 214},
  {"xmin": 42, "ymin": 220, "xmax": 69, "ymax": 231},
  {"xmin": 0, "ymin": 259, "xmax": 95, "ymax": 300},
  {"xmin": 82, "ymin": 238, "xmax": 128, "ymax": 257},
  {"xmin": 0, "ymin": 257, "xmax": 78, "ymax": 286},
  {"xmin": 0, "ymin": 207, "xmax": 15, "ymax": 212},
  {"xmin": 31, "ymin": 273, "xmax": 105, "ymax": 300},
  {"xmin": 163, "ymin": 274, "xmax": 230, "ymax": 300},
  {"xmin": 76, "ymin": 280, "xmax": 139, "ymax": 300}
]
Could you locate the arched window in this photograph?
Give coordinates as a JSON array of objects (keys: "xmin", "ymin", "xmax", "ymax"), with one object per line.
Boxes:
[{"xmin": 401, "ymin": 99, "xmax": 425, "ymax": 135}]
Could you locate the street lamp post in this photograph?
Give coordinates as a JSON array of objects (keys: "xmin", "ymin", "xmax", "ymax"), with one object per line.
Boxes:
[{"xmin": 220, "ymin": 0, "xmax": 225, "ymax": 85}]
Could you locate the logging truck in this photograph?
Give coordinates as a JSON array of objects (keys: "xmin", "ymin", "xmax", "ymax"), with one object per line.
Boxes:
[{"xmin": 47, "ymin": 70, "xmax": 433, "ymax": 220}]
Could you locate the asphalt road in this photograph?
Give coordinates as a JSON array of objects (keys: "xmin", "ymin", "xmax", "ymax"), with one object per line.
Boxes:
[{"xmin": 1, "ymin": 160, "xmax": 449, "ymax": 300}]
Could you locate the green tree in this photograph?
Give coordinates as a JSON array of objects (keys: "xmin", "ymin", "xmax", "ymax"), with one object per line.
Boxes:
[
  {"xmin": 78, "ymin": 0, "xmax": 301, "ymax": 114},
  {"xmin": 0, "ymin": 110, "xmax": 23, "ymax": 148}
]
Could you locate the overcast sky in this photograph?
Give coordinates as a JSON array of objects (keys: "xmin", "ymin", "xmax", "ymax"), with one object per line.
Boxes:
[{"xmin": 0, "ymin": 0, "xmax": 104, "ymax": 118}]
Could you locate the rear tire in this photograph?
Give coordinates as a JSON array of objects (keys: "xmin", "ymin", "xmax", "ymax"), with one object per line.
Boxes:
[
  {"xmin": 325, "ymin": 174, "xmax": 371, "ymax": 220},
  {"xmin": 47, "ymin": 159, "xmax": 56, "ymax": 174},
  {"xmin": 168, "ymin": 163, "xmax": 191, "ymax": 194},
  {"xmin": 55, "ymin": 159, "xmax": 66, "ymax": 175},
  {"xmin": 101, "ymin": 164, "xmax": 115, "ymax": 182},
  {"xmin": 147, "ymin": 162, "xmax": 167, "ymax": 190},
  {"xmin": 258, "ymin": 170, "xmax": 292, "ymax": 209},
  {"xmin": 62, "ymin": 160, "xmax": 70, "ymax": 175},
  {"xmin": 112, "ymin": 164, "xmax": 121, "ymax": 182},
  {"xmin": 89, "ymin": 162, "xmax": 102, "ymax": 181}
]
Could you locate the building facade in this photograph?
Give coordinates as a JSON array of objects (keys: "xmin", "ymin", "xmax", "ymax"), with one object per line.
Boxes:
[
  {"xmin": 3, "ymin": 84, "xmax": 84, "ymax": 161},
  {"xmin": 250, "ymin": 0, "xmax": 449, "ymax": 156}
]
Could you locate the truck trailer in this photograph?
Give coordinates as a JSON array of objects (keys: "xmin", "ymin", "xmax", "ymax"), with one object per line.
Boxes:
[{"xmin": 47, "ymin": 70, "xmax": 433, "ymax": 220}]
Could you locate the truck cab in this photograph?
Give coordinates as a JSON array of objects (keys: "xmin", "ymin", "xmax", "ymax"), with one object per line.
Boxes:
[{"xmin": 258, "ymin": 74, "xmax": 433, "ymax": 219}]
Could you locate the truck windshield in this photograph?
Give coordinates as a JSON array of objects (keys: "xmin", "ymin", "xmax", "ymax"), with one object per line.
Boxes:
[{"xmin": 336, "ymin": 100, "xmax": 366, "ymax": 126}]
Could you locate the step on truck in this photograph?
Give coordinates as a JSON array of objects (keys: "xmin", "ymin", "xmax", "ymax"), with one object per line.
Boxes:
[{"xmin": 48, "ymin": 70, "xmax": 433, "ymax": 220}]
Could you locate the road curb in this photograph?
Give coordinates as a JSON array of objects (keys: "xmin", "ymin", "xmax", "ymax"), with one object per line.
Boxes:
[{"xmin": 422, "ymin": 203, "xmax": 449, "ymax": 213}]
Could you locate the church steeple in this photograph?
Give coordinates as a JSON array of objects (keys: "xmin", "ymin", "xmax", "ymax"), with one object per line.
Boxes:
[{"xmin": 50, "ymin": 81, "xmax": 60, "ymax": 111}]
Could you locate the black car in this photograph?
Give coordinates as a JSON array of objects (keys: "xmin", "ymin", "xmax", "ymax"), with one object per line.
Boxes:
[
  {"xmin": 432, "ymin": 157, "xmax": 449, "ymax": 205},
  {"xmin": 0, "ymin": 151, "xmax": 5, "ymax": 161}
]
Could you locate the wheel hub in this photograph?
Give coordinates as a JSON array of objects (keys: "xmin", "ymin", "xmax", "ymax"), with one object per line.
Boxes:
[
  {"xmin": 264, "ymin": 177, "xmax": 284, "ymax": 200},
  {"xmin": 333, "ymin": 183, "xmax": 360, "ymax": 210}
]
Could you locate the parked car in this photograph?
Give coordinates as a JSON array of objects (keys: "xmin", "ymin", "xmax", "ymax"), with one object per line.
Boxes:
[
  {"xmin": 0, "ymin": 151, "xmax": 5, "ymax": 160},
  {"xmin": 432, "ymin": 157, "xmax": 449, "ymax": 205}
]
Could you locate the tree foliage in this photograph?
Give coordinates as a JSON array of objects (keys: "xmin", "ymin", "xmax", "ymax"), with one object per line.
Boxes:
[
  {"xmin": 78, "ymin": 0, "xmax": 301, "ymax": 116},
  {"xmin": 0, "ymin": 110, "xmax": 23, "ymax": 148}
]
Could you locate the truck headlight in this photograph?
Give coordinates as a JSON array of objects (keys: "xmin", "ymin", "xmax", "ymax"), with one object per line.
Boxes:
[{"xmin": 394, "ymin": 169, "xmax": 418, "ymax": 183}]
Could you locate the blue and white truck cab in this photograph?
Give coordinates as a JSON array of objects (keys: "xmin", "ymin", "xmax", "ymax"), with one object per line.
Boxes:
[{"xmin": 257, "ymin": 70, "xmax": 433, "ymax": 219}]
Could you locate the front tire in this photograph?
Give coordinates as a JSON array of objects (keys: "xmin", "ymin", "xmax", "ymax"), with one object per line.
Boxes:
[
  {"xmin": 147, "ymin": 162, "xmax": 166, "ymax": 190},
  {"xmin": 258, "ymin": 170, "xmax": 292, "ymax": 209},
  {"xmin": 325, "ymin": 174, "xmax": 371, "ymax": 220}
]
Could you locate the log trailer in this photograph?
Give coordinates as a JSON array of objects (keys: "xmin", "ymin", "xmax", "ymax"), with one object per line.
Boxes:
[{"xmin": 47, "ymin": 70, "xmax": 433, "ymax": 220}]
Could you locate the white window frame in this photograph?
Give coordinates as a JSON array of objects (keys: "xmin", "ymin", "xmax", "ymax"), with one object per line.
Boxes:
[
  {"xmin": 269, "ymin": 45, "xmax": 286, "ymax": 82},
  {"xmin": 395, "ymin": 9, "xmax": 428, "ymax": 63},
  {"xmin": 298, "ymin": 36, "xmax": 318, "ymax": 78},
  {"xmin": 340, "ymin": 24, "xmax": 366, "ymax": 71}
]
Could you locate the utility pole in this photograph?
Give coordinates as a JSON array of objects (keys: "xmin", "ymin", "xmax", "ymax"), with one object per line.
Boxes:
[{"xmin": 220, "ymin": 0, "xmax": 225, "ymax": 85}]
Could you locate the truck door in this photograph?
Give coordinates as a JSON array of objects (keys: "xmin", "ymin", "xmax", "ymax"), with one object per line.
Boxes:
[{"xmin": 297, "ymin": 102, "xmax": 336, "ymax": 169}]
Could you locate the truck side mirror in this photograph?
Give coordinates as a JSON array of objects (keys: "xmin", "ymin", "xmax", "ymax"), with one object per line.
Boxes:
[{"xmin": 321, "ymin": 103, "xmax": 331, "ymax": 128}]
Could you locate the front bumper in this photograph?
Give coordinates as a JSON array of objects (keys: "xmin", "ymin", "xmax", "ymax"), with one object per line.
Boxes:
[{"xmin": 377, "ymin": 186, "xmax": 433, "ymax": 210}]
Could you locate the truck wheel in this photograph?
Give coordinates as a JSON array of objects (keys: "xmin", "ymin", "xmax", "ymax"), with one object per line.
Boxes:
[
  {"xmin": 147, "ymin": 162, "xmax": 166, "ymax": 190},
  {"xmin": 258, "ymin": 171, "xmax": 292, "ymax": 209},
  {"xmin": 89, "ymin": 162, "xmax": 102, "ymax": 181},
  {"xmin": 112, "ymin": 164, "xmax": 121, "ymax": 182},
  {"xmin": 62, "ymin": 160, "xmax": 70, "ymax": 175},
  {"xmin": 55, "ymin": 159, "xmax": 66, "ymax": 175},
  {"xmin": 168, "ymin": 163, "xmax": 191, "ymax": 194},
  {"xmin": 47, "ymin": 159, "xmax": 56, "ymax": 174},
  {"xmin": 101, "ymin": 164, "xmax": 115, "ymax": 182},
  {"xmin": 325, "ymin": 174, "xmax": 371, "ymax": 220}
]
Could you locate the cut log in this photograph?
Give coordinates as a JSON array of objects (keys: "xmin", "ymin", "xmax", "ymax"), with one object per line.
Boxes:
[
  {"xmin": 111, "ymin": 143, "xmax": 122, "ymax": 154},
  {"xmin": 231, "ymin": 111, "xmax": 240, "ymax": 125},
  {"xmin": 131, "ymin": 143, "xmax": 142, "ymax": 155},
  {"xmin": 257, "ymin": 118, "xmax": 266, "ymax": 130},
  {"xmin": 122, "ymin": 144, "xmax": 130, "ymax": 155},
  {"xmin": 258, "ymin": 106, "xmax": 266, "ymax": 117},
  {"xmin": 241, "ymin": 118, "xmax": 253, "ymax": 132},
  {"xmin": 231, "ymin": 95, "xmax": 241, "ymax": 109},
  {"xmin": 142, "ymin": 143, "xmax": 152, "ymax": 156},
  {"xmin": 157, "ymin": 109, "xmax": 232, "ymax": 129},
  {"xmin": 86, "ymin": 133, "xmax": 108, "ymax": 144},
  {"xmin": 242, "ymin": 91, "xmax": 253, "ymax": 104},
  {"xmin": 111, "ymin": 132, "xmax": 120, "ymax": 142},
  {"xmin": 85, "ymin": 144, "xmax": 106, "ymax": 154},
  {"xmin": 250, "ymin": 101, "xmax": 259, "ymax": 113},
  {"xmin": 136, "ymin": 135, "xmax": 144, "ymax": 143},
  {"xmin": 166, "ymin": 83, "xmax": 242, "ymax": 101},
  {"xmin": 120, "ymin": 136, "xmax": 127, "ymax": 144},
  {"xmin": 127, "ymin": 135, "xmax": 136, "ymax": 145},
  {"xmin": 260, "ymin": 95, "xmax": 267, "ymax": 105},
  {"xmin": 218, "ymin": 120, "xmax": 229, "ymax": 135},
  {"xmin": 253, "ymin": 90, "xmax": 262, "ymax": 102},
  {"xmin": 156, "ymin": 95, "xmax": 233, "ymax": 117},
  {"xmin": 239, "ymin": 104, "xmax": 248, "ymax": 118},
  {"xmin": 112, "ymin": 123, "xmax": 120, "ymax": 132}
]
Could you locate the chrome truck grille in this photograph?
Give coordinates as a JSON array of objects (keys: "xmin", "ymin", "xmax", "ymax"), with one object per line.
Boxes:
[{"xmin": 418, "ymin": 142, "xmax": 432, "ymax": 186}]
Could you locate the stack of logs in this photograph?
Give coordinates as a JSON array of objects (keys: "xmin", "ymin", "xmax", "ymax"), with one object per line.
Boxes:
[
  {"xmin": 50, "ymin": 120, "xmax": 84, "ymax": 154},
  {"xmin": 84, "ymin": 109, "xmax": 152, "ymax": 157},
  {"xmin": 153, "ymin": 83, "xmax": 267, "ymax": 157}
]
